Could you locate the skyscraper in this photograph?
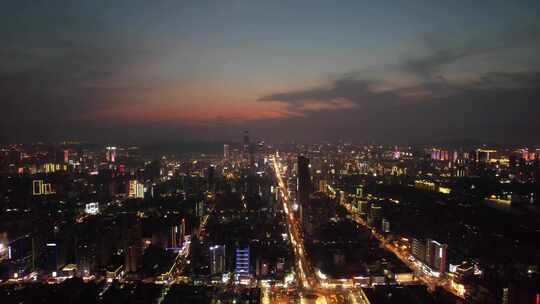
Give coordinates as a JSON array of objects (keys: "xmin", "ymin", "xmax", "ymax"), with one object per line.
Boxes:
[
  {"xmin": 296, "ymin": 155, "xmax": 311, "ymax": 225},
  {"xmin": 210, "ymin": 245, "xmax": 226, "ymax": 275},
  {"xmin": 44, "ymin": 242, "xmax": 65, "ymax": 273},
  {"xmin": 169, "ymin": 218, "xmax": 186, "ymax": 249},
  {"xmin": 63, "ymin": 149, "xmax": 69, "ymax": 163},
  {"xmin": 128, "ymin": 180, "xmax": 145, "ymax": 198},
  {"xmin": 223, "ymin": 144, "xmax": 230, "ymax": 160},
  {"xmin": 368, "ymin": 202, "xmax": 382, "ymax": 227},
  {"xmin": 170, "ymin": 226, "xmax": 178, "ymax": 249},
  {"xmin": 382, "ymin": 218, "xmax": 390, "ymax": 233},
  {"xmin": 242, "ymin": 131, "xmax": 250, "ymax": 162},
  {"xmin": 297, "ymin": 155, "xmax": 311, "ymax": 226},
  {"xmin": 358, "ymin": 200, "xmax": 370, "ymax": 218},
  {"xmin": 235, "ymin": 246, "xmax": 250, "ymax": 282},
  {"xmin": 106, "ymin": 146, "xmax": 117, "ymax": 163},
  {"xmin": 125, "ymin": 244, "xmax": 142, "ymax": 273},
  {"xmin": 195, "ymin": 201, "xmax": 204, "ymax": 218},
  {"xmin": 411, "ymin": 238, "xmax": 426, "ymax": 262},
  {"xmin": 426, "ymin": 239, "xmax": 447, "ymax": 274},
  {"xmin": 207, "ymin": 165, "xmax": 215, "ymax": 192}
]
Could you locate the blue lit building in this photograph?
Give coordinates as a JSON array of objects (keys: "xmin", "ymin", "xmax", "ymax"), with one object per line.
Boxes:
[{"xmin": 235, "ymin": 247, "xmax": 250, "ymax": 282}]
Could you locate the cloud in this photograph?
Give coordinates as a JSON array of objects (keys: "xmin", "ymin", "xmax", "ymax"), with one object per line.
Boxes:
[
  {"xmin": 258, "ymin": 24, "xmax": 540, "ymax": 113},
  {"xmin": 296, "ymin": 98, "xmax": 357, "ymax": 112},
  {"xmin": 256, "ymin": 55, "xmax": 540, "ymax": 143},
  {"xmin": 401, "ymin": 48, "xmax": 471, "ymax": 79},
  {"xmin": 2, "ymin": 2, "xmax": 540, "ymax": 144},
  {"xmin": 0, "ymin": 40, "xmax": 151, "ymax": 126},
  {"xmin": 474, "ymin": 71, "xmax": 540, "ymax": 89},
  {"xmin": 399, "ymin": 36, "xmax": 492, "ymax": 80},
  {"xmin": 400, "ymin": 25, "xmax": 540, "ymax": 79},
  {"xmin": 258, "ymin": 76, "xmax": 401, "ymax": 110}
]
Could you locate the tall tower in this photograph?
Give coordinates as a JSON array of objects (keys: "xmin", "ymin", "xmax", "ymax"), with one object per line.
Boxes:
[
  {"xmin": 242, "ymin": 131, "xmax": 250, "ymax": 165},
  {"xmin": 235, "ymin": 246, "xmax": 250, "ymax": 282},
  {"xmin": 169, "ymin": 219, "xmax": 186, "ymax": 249},
  {"xmin": 243, "ymin": 131, "xmax": 249, "ymax": 156},
  {"xmin": 297, "ymin": 155, "xmax": 311, "ymax": 226},
  {"xmin": 210, "ymin": 245, "xmax": 227, "ymax": 275},
  {"xmin": 426, "ymin": 239, "xmax": 447, "ymax": 274},
  {"xmin": 106, "ymin": 146, "xmax": 117, "ymax": 163},
  {"xmin": 223, "ymin": 144, "xmax": 230, "ymax": 160}
]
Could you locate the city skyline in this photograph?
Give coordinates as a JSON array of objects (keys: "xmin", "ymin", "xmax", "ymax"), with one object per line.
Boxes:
[
  {"xmin": 2, "ymin": 1, "xmax": 540, "ymax": 144},
  {"xmin": 1, "ymin": 139, "xmax": 539, "ymax": 303},
  {"xmin": 2, "ymin": 2, "xmax": 540, "ymax": 303}
]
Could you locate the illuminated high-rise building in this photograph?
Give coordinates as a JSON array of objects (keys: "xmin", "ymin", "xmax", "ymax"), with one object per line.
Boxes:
[
  {"xmin": 169, "ymin": 219, "xmax": 186, "ymax": 249},
  {"xmin": 207, "ymin": 165, "xmax": 215, "ymax": 192},
  {"xmin": 195, "ymin": 201, "xmax": 204, "ymax": 218},
  {"xmin": 358, "ymin": 200, "xmax": 369, "ymax": 218},
  {"xmin": 368, "ymin": 202, "xmax": 382, "ymax": 227},
  {"xmin": 235, "ymin": 246, "xmax": 250, "ymax": 281},
  {"xmin": 85, "ymin": 202, "xmax": 99, "ymax": 215},
  {"xmin": 125, "ymin": 244, "xmax": 142, "ymax": 273},
  {"xmin": 223, "ymin": 144, "xmax": 230, "ymax": 160},
  {"xmin": 476, "ymin": 149, "xmax": 497, "ymax": 163},
  {"xmin": 356, "ymin": 186, "xmax": 363, "ymax": 198},
  {"xmin": 44, "ymin": 242, "xmax": 65, "ymax": 273},
  {"xmin": 411, "ymin": 238, "xmax": 426, "ymax": 262},
  {"xmin": 426, "ymin": 239, "xmax": 447, "ymax": 274},
  {"xmin": 431, "ymin": 148, "xmax": 449, "ymax": 161},
  {"xmin": 382, "ymin": 218, "xmax": 390, "ymax": 233},
  {"xmin": 106, "ymin": 146, "xmax": 117, "ymax": 163},
  {"xmin": 170, "ymin": 226, "xmax": 179, "ymax": 249},
  {"xmin": 32, "ymin": 180, "xmax": 55, "ymax": 196},
  {"xmin": 242, "ymin": 131, "xmax": 250, "ymax": 161},
  {"xmin": 32, "ymin": 180, "xmax": 43, "ymax": 196},
  {"xmin": 179, "ymin": 219, "xmax": 185, "ymax": 242},
  {"xmin": 319, "ymin": 179, "xmax": 328, "ymax": 193},
  {"xmin": 255, "ymin": 258, "xmax": 269, "ymax": 277},
  {"xmin": 75, "ymin": 240, "xmax": 96, "ymax": 276},
  {"xmin": 3, "ymin": 234, "xmax": 34, "ymax": 266},
  {"xmin": 297, "ymin": 155, "xmax": 311, "ymax": 226},
  {"xmin": 210, "ymin": 245, "xmax": 227, "ymax": 275},
  {"xmin": 0, "ymin": 233, "xmax": 8, "ymax": 261},
  {"xmin": 128, "ymin": 180, "xmax": 145, "ymax": 198},
  {"xmin": 431, "ymin": 149, "xmax": 440, "ymax": 161}
]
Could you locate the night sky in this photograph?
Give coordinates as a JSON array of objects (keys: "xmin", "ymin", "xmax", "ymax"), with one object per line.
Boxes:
[{"xmin": 1, "ymin": 1, "xmax": 540, "ymax": 144}]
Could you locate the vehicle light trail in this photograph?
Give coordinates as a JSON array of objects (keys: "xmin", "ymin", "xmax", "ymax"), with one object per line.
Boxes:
[{"xmin": 271, "ymin": 154, "xmax": 319, "ymax": 290}]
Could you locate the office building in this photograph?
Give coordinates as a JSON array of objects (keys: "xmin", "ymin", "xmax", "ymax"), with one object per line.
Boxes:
[
  {"xmin": 235, "ymin": 247, "xmax": 250, "ymax": 281},
  {"xmin": 105, "ymin": 146, "xmax": 117, "ymax": 163},
  {"xmin": 32, "ymin": 180, "xmax": 55, "ymax": 196},
  {"xmin": 369, "ymin": 202, "xmax": 382, "ymax": 227},
  {"xmin": 210, "ymin": 245, "xmax": 227, "ymax": 275},
  {"xmin": 125, "ymin": 244, "xmax": 142, "ymax": 273},
  {"xmin": 297, "ymin": 155, "xmax": 311, "ymax": 225},
  {"xmin": 358, "ymin": 200, "xmax": 370, "ymax": 218},
  {"xmin": 207, "ymin": 165, "xmax": 215, "ymax": 192},
  {"xmin": 44, "ymin": 242, "xmax": 65, "ymax": 272},
  {"xmin": 426, "ymin": 239, "xmax": 447, "ymax": 274},
  {"xmin": 382, "ymin": 218, "xmax": 390, "ymax": 233},
  {"xmin": 319, "ymin": 179, "xmax": 328, "ymax": 193},
  {"xmin": 169, "ymin": 219, "xmax": 186, "ymax": 249},
  {"xmin": 223, "ymin": 144, "xmax": 230, "ymax": 160},
  {"xmin": 411, "ymin": 238, "xmax": 426, "ymax": 262},
  {"xmin": 242, "ymin": 131, "xmax": 251, "ymax": 164},
  {"xmin": 128, "ymin": 180, "xmax": 145, "ymax": 199},
  {"xmin": 85, "ymin": 202, "xmax": 99, "ymax": 215}
]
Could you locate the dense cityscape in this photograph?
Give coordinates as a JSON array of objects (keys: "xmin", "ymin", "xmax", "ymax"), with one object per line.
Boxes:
[
  {"xmin": 0, "ymin": 133, "xmax": 539, "ymax": 303},
  {"xmin": 2, "ymin": 1, "xmax": 540, "ymax": 303}
]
